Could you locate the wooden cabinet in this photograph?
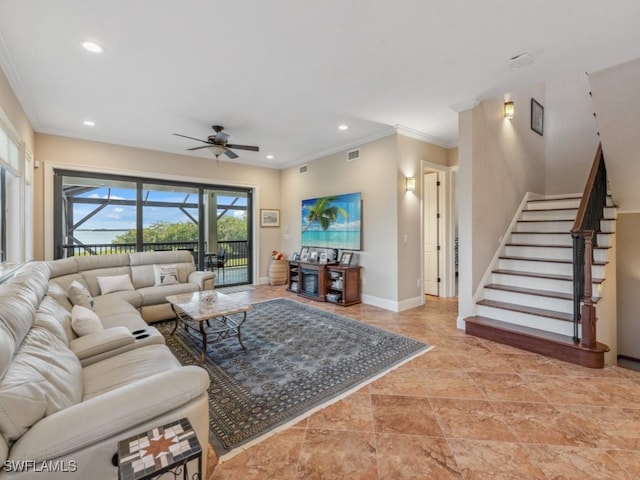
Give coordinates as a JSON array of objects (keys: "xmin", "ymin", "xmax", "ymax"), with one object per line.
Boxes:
[
  {"xmin": 287, "ymin": 261, "xmax": 361, "ymax": 306},
  {"xmin": 325, "ymin": 265, "xmax": 361, "ymax": 306}
]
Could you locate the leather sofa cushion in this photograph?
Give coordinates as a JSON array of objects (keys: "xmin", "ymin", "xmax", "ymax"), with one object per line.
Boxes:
[
  {"xmin": 38, "ymin": 296, "xmax": 74, "ymax": 344},
  {"xmin": 74, "ymin": 253, "xmax": 130, "ymax": 273},
  {"xmin": 82, "ymin": 344, "xmax": 180, "ymax": 400},
  {"xmin": 0, "ymin": 327, "xmax": 82, "ymax": 443},
  {"xmin": 81, "ymin": 266, "xmax": 132, "ymax": 297},
  {"xmin": 34, "ymin": 311, "xmax": 69, "ymax": 346},
  {"xmin": 137, "ymin": 283, "xmax": 199, "ymax": 306},
  {"xmin": 95, "ymin": 290, "xmax": 143, "ymax": 309}
]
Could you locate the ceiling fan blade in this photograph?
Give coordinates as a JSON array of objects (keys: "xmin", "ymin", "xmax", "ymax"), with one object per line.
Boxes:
[
  {"xmin": 173, "ymin": 133, "xmax": 210, "ymax": 144},
  {"xmin": 226, "ymin": 143, "xmax": 260, "ymax": 152},
  {"xmin": 224, "ymin": 148, "xmax": 239, "ymax": 159},
  {"xmin": 187, "ymin": 145, "xmax": 213, "ymax": 151}
]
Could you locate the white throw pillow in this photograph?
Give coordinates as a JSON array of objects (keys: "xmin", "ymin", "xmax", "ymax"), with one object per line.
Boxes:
[
  {"xmin": 153, "ymin": 264, "xmax": 179, "ymax": 286},
  {"xmin": 71, "ymin": 305, "xmax": 104, "ymax": 336},
  {"xmin": 97, "ymin": 274, "xmax": 135, "ymax": 295},
  {"xmin": 67, "ymin": 280, "xmax": 94, "ymax": 310}
]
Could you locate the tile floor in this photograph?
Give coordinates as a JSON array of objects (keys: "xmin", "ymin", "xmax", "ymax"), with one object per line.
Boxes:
[{"xmin": 208, "ymin": 285, "xmax": 640, "ymax": 479}]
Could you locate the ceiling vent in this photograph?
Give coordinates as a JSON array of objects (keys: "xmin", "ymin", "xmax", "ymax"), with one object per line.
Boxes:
[
  {"xmin": 346, "ymin": 149, "xmax": 360, "ymax": 162},
  {"xmin": 299, "ymin": 165, "xmax": 308, "ymax": 174}
]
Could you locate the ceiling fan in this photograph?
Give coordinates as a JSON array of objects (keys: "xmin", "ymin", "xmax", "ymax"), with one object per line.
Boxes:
[{"xmin": 173, "ymin": 125, "xmax": 259, "ymax": 159}]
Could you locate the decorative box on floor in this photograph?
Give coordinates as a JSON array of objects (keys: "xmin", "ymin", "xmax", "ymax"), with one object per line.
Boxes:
[{"xmin": 117, "ymin": 417, "xmax": 202, "ymax": 480}]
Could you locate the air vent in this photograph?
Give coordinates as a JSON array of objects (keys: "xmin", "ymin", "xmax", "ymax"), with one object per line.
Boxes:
[
  {"xmin": 346, "ymin": 149, "xmax": 360, "ymax": 162},
  {"xmin": 299, "ymin": 165, "xmax": 308, "ymax": 174}
]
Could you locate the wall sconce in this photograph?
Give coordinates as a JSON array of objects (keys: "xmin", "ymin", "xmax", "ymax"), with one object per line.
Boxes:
[
  {"xmin": 406, "ymin": 177, "xmax": 416, "ymax": 192},
  {"xmin": 504, "ymin": 101, "xmax": 515, "ymax": 119}
]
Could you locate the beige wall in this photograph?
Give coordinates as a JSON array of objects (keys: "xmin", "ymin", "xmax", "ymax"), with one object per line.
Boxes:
[
  {"xmin": 544, "ymin": 73, "xmax": 600, "ymax": 194},
  {"xmin": 397, "ymin": 135, "xmax": 448, "ymax": 304},
  {"xmin": 458, "ymin": 84, "xmax": 546, "ymax": 320},
  {"xmin": 0, "ymin": 67, "xmax": 34, "ymax": 152},
  {"xmin": 280, "ymin": 134, "xmax": 399, "ymax": 306},
  {"xmin": 470, "ymin": 86, "xmax": 546, "ymax": 290},
  {"xmin": 616, "ymin": 213, "xmax": 640, "ymax": 360},
  {"xmin": 33, "ymin": 133, "xmax": 281, "ymax": 280},
  {"xmin": 447, "ymin": 147, "xmax": 459, "ymax": 166}
]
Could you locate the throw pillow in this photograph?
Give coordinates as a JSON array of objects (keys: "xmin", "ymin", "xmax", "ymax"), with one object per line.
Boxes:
[
  {"xmin": 97, "ymin": 274, "xmax": 135, "ymax": 295},
  {"xmin": 67, "ymin": 280, "xmax": 94, "ymax": 310},
  {"xmin": 71, "ymin": 305, "xmax": 104, "ymax": 336},
  {"xmin": 153, "ymin": 264, "xmax": 179, "ymax": 286}
]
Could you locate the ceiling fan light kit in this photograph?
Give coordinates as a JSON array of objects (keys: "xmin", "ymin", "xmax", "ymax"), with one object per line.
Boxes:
[{"xmin": 173, "ymin": 125, "xmax": 259, "ymax": 160}]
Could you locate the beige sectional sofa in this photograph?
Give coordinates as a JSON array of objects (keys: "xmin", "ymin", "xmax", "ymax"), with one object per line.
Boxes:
[{"xmin": 0, "ymin": 251, "xmax": 215, "ymax": 479}]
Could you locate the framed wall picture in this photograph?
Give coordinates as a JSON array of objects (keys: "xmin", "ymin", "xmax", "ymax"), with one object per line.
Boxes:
[
  {"xmin": 530, "ymin": 98, "xmax": 544, "ymax": 136},
  {"xmin": 340, "ymin": 251, "xmax": 353, "ymax": 266},
  {"xmin": 260, "ymin": 209, "xmax": 280, "ymax": 227}
]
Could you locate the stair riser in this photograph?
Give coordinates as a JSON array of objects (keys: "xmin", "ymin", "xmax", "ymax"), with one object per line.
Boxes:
[
  {"xmin": 520, "ymin": 207, "xmax": 616, "ymax": 222},
  {"xmin": 514, "ymin": 219, "xmax": 615, "ymax": 233},
  {"xmin": 491, "ymin": 273, "xmax": 603, "ymax": 296},
  {"xmin": 476, "ymin": 305, "xmax": 578, "ymax": 336},
  {"xmin": 514, "ymin": 221, "xmax": 574, "ymax": 233},
  {"xmin": 504, "ymin": 245, "xmax": 609, "ymax": 263},
  {"xmin": 521, "ymin": 210, "xmax": 576, "ymax": 221},
  {"xmin": 509, "ymin": 232, "xmax": 612, "ymax": 247},
  {"xmin": 498, "ymin": 259, "xmax": 606, "ymax": 278},
  {"xmin": 483, "ymin": 289, "xmax": 573, "ymax": 314},
  {"xmin": 509, "ymin": 233, "xmax": 573, "ymax": 246},
  {"xmin": 527, "ymin": 199, "xmax": 581, "ymax": 210}
]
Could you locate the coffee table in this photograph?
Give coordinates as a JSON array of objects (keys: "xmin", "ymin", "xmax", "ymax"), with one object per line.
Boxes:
[{"xmin": 166, "ymin": 290, "xmax": 250, "ymax": 363}]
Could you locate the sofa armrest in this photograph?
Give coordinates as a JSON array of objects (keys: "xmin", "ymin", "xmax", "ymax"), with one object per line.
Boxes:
[
  {"xmin": 69, "ymin": 326, "xmax": 135, "ymax": 360},
  {"xmin": 9, "ymin": 366, "xmax": 210, "ymax": 461},
  {"xmin": 188, "ymin": 270, "xmax": 215, "ymax": 291}
]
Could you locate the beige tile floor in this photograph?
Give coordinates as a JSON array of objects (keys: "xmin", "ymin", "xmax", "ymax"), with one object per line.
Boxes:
[{"xmin": 208, "ymin": 285, "xmax": 640, "ymax": 479}]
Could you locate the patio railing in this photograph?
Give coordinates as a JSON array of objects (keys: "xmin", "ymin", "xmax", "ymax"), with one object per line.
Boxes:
[{"xmin": 60, "ymin": 240, "xmax": 249, "ymax": 268}]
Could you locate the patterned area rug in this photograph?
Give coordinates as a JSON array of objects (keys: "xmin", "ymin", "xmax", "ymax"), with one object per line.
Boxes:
[{"xmin": 157, "ymin": 298, "xmax": 431, "ymax": 459}]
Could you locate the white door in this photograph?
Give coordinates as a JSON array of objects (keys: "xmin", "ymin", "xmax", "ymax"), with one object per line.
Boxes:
[{"xmin": 424, "ymin": 172, "xmax": 439, "ymax": 295}]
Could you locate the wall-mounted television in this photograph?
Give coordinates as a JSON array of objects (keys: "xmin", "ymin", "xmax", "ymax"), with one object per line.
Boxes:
[{"xmin": 301, "ymin": 192, "xmax": 362, "ymax": 250}]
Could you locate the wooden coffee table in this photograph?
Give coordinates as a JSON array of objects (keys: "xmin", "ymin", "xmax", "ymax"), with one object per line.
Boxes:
[{"xmin": 166, "ymin": 290, "xmax": 250, "ymax": 363}]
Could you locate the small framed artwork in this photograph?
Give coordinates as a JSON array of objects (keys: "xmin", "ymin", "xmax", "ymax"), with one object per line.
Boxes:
[
  {"xmin": 291, "ymin": 251, "xmax": 299, "ymax": 261},
  {"xmin": 530, "ymin": 98, "xmax": 544, "ymax": 136},
  {"xmin": 300, "ymin": 247, "xmax": 309, "ymax": 262},
  {"xmin": 340, "ymin": 251, "xmax": 353, "ymax": 266},
  {"xmin": 260, "ymin": 209, "xmax": 280, "ymax": 227},
  {"xmin": 309, "ymin": 250, "xmax": 319, "ymax": 262},
  {"xmin": 319, "ymin": 252, "xmax": 328, "ymax": 263}
]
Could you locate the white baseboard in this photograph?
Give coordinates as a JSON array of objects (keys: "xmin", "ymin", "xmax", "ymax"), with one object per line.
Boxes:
[
  {"xmin": 360, "ymin": 294, "xmax": 423, "ymax": 312},
  {"xmin": 258, "ymin": 276, "xmax": 269, "ymax": 285},
  {"xmin": 456, "ymin": 315, "xmax": 466, "ymax": 330}
]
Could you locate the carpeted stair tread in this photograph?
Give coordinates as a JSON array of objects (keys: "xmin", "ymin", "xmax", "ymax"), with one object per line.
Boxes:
[
  {"xmin": 499, "ymin": 255, "xmax": 608, "ymax": 266},
  {"xmin": 505, "ymin": 243, "xmax": 610, "ymax": 250}
]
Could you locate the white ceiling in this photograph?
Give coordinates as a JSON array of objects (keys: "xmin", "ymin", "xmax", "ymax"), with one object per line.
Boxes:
[{"xmin": 1, "ymin": 0, "xmax": 640, "ymax": 169}]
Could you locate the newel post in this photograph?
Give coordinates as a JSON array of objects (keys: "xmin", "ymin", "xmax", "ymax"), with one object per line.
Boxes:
[{"xmin": 580, "ymin": 231, "xmax": 597, "ymax": 348}]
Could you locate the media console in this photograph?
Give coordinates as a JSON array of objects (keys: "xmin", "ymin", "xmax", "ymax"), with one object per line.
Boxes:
[{"xmin": 287, "ymin": 261, "xmax": 361, "ymax": 306}]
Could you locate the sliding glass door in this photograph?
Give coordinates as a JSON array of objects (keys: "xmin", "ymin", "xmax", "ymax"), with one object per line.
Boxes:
[{"xmin": 53, "ymin": 170, "xmax": 253, "ymax": 286}]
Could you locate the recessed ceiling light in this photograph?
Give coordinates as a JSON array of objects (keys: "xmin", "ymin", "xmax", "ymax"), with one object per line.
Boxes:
[
  {"xmin": 83, "ymin": 120, "xmax": 95, "ymax": 127},
  {"xmin": 266, "ymin": 155, "xmax": 274, "ymax": 160},
  {"xmin": 82, "ymin": 41, "xmax": 103, "ymax": 53},
  {"xmin": 338, "ymin": 124, "xmax": 349, "ymax": 131}
]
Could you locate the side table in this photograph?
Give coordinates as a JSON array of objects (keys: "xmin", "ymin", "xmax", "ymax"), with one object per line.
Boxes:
[{"xmin": 117, "ymin": 417, "xmax": 202, "ymax": 480}]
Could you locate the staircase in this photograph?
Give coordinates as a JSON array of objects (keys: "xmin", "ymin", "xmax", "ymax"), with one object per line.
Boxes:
[{"xmin": 465, "ymin": 193, "xmax": 614, "ymax": 368}]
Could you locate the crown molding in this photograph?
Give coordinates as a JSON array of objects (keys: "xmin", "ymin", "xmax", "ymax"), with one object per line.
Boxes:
[
  {"xmin": 393, "ymin": 124, "xmax": 455, "ymax": 149},
  {"xmin": 0, "ymin": 31, "xmax": 40, "ymax": 129},
  {"xmin": 449, "ymin": 97, "xmax": 480, "ymax": 113},
  {"xmin": 279, "ymin": 127, "xmax": 398, "ymax": 168}
]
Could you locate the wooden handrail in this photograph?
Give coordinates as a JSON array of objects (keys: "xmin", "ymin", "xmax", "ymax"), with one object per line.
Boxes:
[
  {"xmin": 570, "ymin": 143, "xmax": 607, "ymax": 349},
  {"xmin": 572, "ymin": 143, "xmax": 603, "ymax": 233}
]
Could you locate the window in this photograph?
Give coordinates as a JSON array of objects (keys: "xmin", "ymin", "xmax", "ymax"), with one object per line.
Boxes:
[
  {"xmin": 0, "ymin": 109, "xmax": 28, "ymax": 266},
  {"xmin": 54, "ymin": 170, "xmax": 253, "ymax": 286}
]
